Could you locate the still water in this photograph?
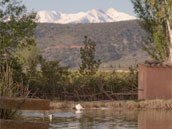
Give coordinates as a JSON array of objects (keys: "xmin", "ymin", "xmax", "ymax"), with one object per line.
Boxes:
[{"xmin": 19, "ymin": 109, "xmax": 172, "ymax": 129}]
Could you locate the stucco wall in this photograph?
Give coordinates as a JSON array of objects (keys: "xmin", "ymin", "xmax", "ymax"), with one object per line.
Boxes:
[{"xmin": 138, "ymin": 64, "xmax": 172, "ymax": 99}]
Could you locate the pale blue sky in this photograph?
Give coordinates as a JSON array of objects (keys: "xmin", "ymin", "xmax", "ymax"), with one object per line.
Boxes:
[{"xmin": 23, "ymin": 0, "xmax": 136, "ymax": 16}]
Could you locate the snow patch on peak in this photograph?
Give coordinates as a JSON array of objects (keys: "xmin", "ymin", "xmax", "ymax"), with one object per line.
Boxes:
[
  {"xmin": 106, "ymin": 8, "xmax": 136, "ymax": 22},
  {"xmin": 37, "ymin": 10, "xmax": 61, "ymax": 23},
  {"xmin": 106, "ymin": 8, "xmax": 118, "ymax": 13},
  {"xmin": 37, "ymin": 8, "xmax": 136, "ymax": 24}
]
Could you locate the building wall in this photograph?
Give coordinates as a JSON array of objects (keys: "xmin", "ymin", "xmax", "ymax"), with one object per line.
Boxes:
[{"xmin": 138, "ymin": 64, "xmax": 172, "ymax": 99}]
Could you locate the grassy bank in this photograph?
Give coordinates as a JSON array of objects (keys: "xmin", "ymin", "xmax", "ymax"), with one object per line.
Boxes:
[{"xmin": 50, "ymin": 99, "xmax": 172, "ymax": 110}]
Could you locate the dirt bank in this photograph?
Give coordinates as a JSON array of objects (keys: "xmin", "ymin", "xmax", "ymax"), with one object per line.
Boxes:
[{"xmin": 50, "ymin": 99, "xmax": 172, "ymax": 110}]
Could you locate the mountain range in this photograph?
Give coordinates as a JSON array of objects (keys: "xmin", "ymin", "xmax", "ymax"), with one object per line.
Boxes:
[
  {"xmin": 37, "ymin": 8, "xmax": 137, "ymax": 24},
  {"xmin": 34, "ymin": 8, "xmax": 150, "ymax": 69},
  {"xmin": 35, "ymin": 20, "xmax": 151, "ymax": 69}
]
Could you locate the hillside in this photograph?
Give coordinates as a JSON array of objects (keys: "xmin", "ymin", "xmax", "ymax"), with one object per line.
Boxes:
[{"xmin": 34, "ymin": 20, "xmax": 151, "ymax": 68}]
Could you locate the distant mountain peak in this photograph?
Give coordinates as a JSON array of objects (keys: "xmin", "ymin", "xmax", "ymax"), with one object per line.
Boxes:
[
  {"xmin": 37, "ymin": 8, "xmax": 136, "ymax": 24},
  {"xmin": 106, "ymin": 8, "xmax": 118, "ymax": 13}
]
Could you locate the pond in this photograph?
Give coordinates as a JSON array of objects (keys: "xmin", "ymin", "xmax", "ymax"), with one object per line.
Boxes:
[{"xmin": 18, "ymin": 109, "xmax": 172, "ymax": 129}]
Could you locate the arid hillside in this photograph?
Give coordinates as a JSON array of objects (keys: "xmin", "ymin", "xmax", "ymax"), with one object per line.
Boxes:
[{"xmin": 35, "ymin": 20, "xmax": 151, "ymax": 68}]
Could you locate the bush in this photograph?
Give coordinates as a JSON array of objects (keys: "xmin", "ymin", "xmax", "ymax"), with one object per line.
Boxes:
[{"xmin": 31, "ymin": 66, "xmax": 138, "ymax": 101}]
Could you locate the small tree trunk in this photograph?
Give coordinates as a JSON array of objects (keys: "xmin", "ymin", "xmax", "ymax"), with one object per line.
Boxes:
[{"xmin": 167, "ymin": 19, "xmax": 172, "ymax": 63}]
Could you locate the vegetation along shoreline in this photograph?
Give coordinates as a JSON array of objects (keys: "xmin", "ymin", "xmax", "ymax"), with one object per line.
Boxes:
[{"xmin": 50, "ymin": 99, "xmax": 172, "ymax": 111}]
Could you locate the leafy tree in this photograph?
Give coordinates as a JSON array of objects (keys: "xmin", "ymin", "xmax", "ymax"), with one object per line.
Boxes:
[
  {"xmin": 0, "ymin": 0, "xmax": 37, "ymax": 97},
  {"xmin": 15, "ymin": 44, "xmax": 42, "ymax": 74},
  {"xmin": 131, "ymin": 0, "xmax": 172, "ymax": 62},
  {"xmin": 0, "ymin": 0, "xmax": 37, "ymax": 75},
  {"xmin": 79, "ymin": 36, "xmax": 101, "ymax": 76},
  {"xmin": 0, "ymin": 0, "xmax": 37, "ymax": 50},
  {"xmin": 0, "ymin": 0, "xmax": 41, "ymax": 119},
  {"xmin": 39, "ymin": 60, "xmax": 69, "ymax": 99}
]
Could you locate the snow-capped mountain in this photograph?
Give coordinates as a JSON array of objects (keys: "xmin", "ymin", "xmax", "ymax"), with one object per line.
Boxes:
[{"xmin": 37, "ymin": 8, "xmax": 136, "ymax": 24}]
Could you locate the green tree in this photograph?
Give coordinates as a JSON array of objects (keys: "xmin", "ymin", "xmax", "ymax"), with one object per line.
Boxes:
[
  {"xmin": 0, "ymin": 0, "xmax": 37, "ymax": 96},
  {"xmin": 39, "ymin": 60, "xmax": 69, "ymax": 99},
  {"xmin": 0, "ymin": 0, "xmax": 37, "ymax": 75},
  {"xmin": 131, "ymin": 0, "xmax": 172, "ymax": 62},
  {"xmin": 79, "ymin": 36, "xmax": 101, "ymax": 76},
  {"xmin": 0, "ymin": 0, "xmax": 36, "ymax": 49},
  {"xmin": 15, "ymin": 44, "xmax": 41, "ymax": 74},
  {"xmin": 0, "ymin": 0, "xmax": 39, "ymax": 118}
]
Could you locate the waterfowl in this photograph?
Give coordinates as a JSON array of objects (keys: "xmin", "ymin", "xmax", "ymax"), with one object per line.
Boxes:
[
  {"xmin": 74, "ymin": 104, "xmax": 84, "ymax": 111},
  {"xmin": 48, "ymin": 114, "xmax": 53, "ymax": 121}
]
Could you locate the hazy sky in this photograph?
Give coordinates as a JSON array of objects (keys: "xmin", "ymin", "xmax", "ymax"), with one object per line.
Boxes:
[{"xmin": 23, "ymin": 0, "xmax": 136, "ymax": 16}]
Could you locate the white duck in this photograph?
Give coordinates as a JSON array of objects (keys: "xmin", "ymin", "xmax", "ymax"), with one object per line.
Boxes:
[
  {"xmin": 74, "ymin": 104, "xmax": 84, "ymax": 111},
  {"xmin": 48, "ymin": 114, "xmax": 53, "ymax": 121}
]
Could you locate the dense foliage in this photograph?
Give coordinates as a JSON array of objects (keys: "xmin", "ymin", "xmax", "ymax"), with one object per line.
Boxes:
[
  {"xmin": 0, "ymin": 0, "xmax": 37, "ymax": 96},
  {"xmin": 29, "ymin": 59, "xmax": 69, "ymax": 99},
  {"xmin": 131, "ymin": 0, "xmax": 172, "ymax": 62},
  {"xmin": 0, "ymin": 0, "xmax": 38, "ymax": 119},
  {"xmin": 30, "ymin": 68, "xmax": 138, "ymax": 101}
]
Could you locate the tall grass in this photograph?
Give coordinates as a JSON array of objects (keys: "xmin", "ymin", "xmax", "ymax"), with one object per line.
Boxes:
[{"xmin": 0, "ymin": 54, "xmax": 30, "ymax": 119}]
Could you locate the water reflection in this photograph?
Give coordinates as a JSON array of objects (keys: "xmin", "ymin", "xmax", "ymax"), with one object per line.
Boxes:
[
  {"xmin": 7, "ymin": 109, "xmax": 172, "ymax": 129},
  {"xmin": 20, "ymin": 109, "xmax": 138, "ymax": 129},
  {"xmin": 138, "ymin": 110, "xmax": 172, "ymax": 129}
]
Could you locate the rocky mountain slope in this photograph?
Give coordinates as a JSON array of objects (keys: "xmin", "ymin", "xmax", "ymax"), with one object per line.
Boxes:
[{"xmin": 34, "ymin": 20, "xmax": 151, "ymax": 68}]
